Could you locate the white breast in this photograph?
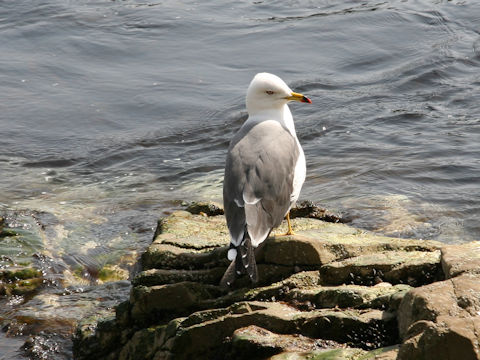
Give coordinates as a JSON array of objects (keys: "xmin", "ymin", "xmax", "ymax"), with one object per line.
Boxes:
[
  {"xmin": 281, "ymin": 104, "xmax": 306, "ymax": 205},
  {"xmin": 290, "ymin": 140, "xmax": 306, "ymax": 204}
]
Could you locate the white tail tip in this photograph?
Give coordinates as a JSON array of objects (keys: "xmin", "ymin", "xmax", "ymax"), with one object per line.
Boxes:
[{"xmin": 227, "ymin": 248, "xmax": 237, "ymax": 261}]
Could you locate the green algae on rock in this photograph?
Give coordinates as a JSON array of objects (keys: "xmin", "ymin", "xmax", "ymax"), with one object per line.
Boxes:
[
  {"xmin": 0, "ymin": 214, "xmax": 48, "ymax": 296},
  {"xmin": 184, "ymin": 201, "xmax": 224, "ymax": 217},
  {"xmin": 0, "ymin": 266, "xmax": 44, "ymax": 296}
]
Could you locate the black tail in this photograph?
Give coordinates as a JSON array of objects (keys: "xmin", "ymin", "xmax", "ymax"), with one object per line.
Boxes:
[{"xmin": 220, "ymin": 233, "xmax": 258, "ymax": 288}]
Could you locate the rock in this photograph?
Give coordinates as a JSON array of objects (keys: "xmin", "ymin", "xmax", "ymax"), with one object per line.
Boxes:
[
  {"xmin": 163, "ymin": 301, "xmax": 300, "ymax": 360},
  {"xmin": 397, "ymin": 273, "xmax": 480, "ymax": 359},
  {"xmin": 74, "ymin": 315, "xmax": 127, "ymax": 360},
  {"xmin": 73, "ymin": 208, "xmax": 452, "ymax": 360},
  {"xmin": 183, "ymin": 200, "xmax": 344, "ymax": 223},
  {"xmin": 365, "ymin": 345, "xmax": 400, "ymax": 360},
  {"xmin": 0, "ymin": 266, "xmax": 43, "ymax": 282},
  {"xmin": 23, "ymin": 334, "xmax": 64, "ymax": 360},
  {"xmin": 269, "ymin": 349, "xmax": 364, "ymax": 360},
  {"xmin": 268, "ymin": 345, "xmax": 399, "ymax": 360},
  {"xmin": 231, "ymin": 325, "xmax": 344, "ymax": 359},
  {"xmin": 142, "ymin": 243, "xmax": 228, "ymax": 271},
  {"xmin": 200, "ymin": 271, "xmax": 321, "ymax": 310},
  {"xmin": 298, "ymin": 224, "xmax": 441, "ymax": 257},
  {"xmin": 320, "ymin": 250, "xmax": 442, "ymax": 286},
  {"xmin": 0, "ymin": 212, "xmax": 47, "ymax": 271},
  {"xmin": 0, "ymin": 266, "xmax": 44, "ymax": 296},
  {"xmin": 129, "ymin": 281, "xmax": 223, "ymax": 326},
  {"xmin": 287, "ymin": 283, "xmax": 411, "ymax": 311},
  {"xmin": 184, "ymin": 201, "xmax": 224, "ymax": 216},
  {"xmin": 142, "ymin": 211, "xmax": 230, "ymax": 270},
  {"xmin": 398, "ymin": 317, "xmax": 480, "ymax": 360},
  {"xmin": 5, "ymin": 281, "xmax": 130, "ymax": 338},
  {"xmin": 289, "ymin": 200, "xmax": 344, "ymax": 223},
  {"xmin": 441, "ymin": 241, "xmax": 480, "ymax": 279},
  {"xmin": 153, "ymin": 301, "xmax": 397, "ymax": 360},
  {"xmin": 143, "ymin": 210, "xmax": 442, "ymax": 279},
  {"xmin": 299, "ymin": 308, "xmax": 398, "ymax": 349},
  {"xmin": 151, "ymin": 211, "xmax": 229, "ymax": 249},
  {"xmin": 263, "ymin": 221, "xmax": 441, "ymax": 269},
  {"xmin": 191, "ymin": 273, "xmax": 409, "ymax": 315},
  {"xmin": 98, "ymin": 264, "xmax": 130, "ymax": 283},
  {"xmin": 118, "ymin": 327, "xmax": 164, "ymax": 360},
  {"xmin": 261, "ymin": 235, "xmax": 328, "ymax": 266},
  {"xmin": 397, "ymin": 273, "xmax": 480, "ymax": 338},
  {"xmin": 132, "ymin": 267, "xmax": 226, "ymax": 286}
]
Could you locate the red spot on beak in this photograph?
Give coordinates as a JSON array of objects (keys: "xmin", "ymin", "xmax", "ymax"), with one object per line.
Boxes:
[{"xmin": 302, "ymin": 96, "xmax": 312, "ymax": 104}]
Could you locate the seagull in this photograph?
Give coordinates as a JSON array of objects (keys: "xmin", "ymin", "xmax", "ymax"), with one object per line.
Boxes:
[{"xmin": 221, "ymin": 72, "xmax": 311, "ymax": 287}]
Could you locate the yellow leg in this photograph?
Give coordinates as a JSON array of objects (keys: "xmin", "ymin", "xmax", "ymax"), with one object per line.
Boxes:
[{"xmin": 281, "ymin": 211, "xmax": 295, "ymax": 236}]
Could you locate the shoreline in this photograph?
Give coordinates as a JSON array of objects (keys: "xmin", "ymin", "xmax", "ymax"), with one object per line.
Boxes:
[{"xmin": 1, "ymin": 201, "xmax": 478, "ymax": 359}]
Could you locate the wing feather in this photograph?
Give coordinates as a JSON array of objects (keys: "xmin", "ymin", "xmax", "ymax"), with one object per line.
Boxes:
[{"xmin": 223, "ymin": 120, "xmax": 299, "ymax": 248}]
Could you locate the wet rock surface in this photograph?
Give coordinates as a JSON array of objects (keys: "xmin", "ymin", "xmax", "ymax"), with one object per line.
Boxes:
[
  {"xmin": 0, "ymin": 215, "xmax": 46, "ymax": 297},
  {"xmin": 0, "ymin": 209, "xmax": 140, "ymax": 359},
  {"xmin": 72, "ymin": 203, "xmax": 480, "ymax": 360}
]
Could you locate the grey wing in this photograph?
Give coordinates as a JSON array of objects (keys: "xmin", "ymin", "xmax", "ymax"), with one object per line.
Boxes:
[{"xmin": 223, "ymin": 120, "xmax": 299, "ymax": 248}]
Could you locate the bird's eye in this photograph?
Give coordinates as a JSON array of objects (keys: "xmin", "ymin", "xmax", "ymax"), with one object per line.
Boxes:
[{"xmin": 266, "ymin": 90, "xmax": 274, "ymax": 95}]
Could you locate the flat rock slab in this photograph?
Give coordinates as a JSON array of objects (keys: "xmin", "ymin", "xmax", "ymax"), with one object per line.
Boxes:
[
  {"xmin": 397, "ymin": 272, "xmax": 480, "ymax": 359},
  {"xmin": 398, "ymin": 316, "xmax": 480, "ymax": 360},
  {"xmin": 269, "ymin": 349, "xmax": 366, "ymax": 360},
  {"xmin": 154, "ymin": 211, "xmax": 229, "ymax": 249},
  {"xmin": 160, "ymin": 301, "xmax": 397, "ymax": 360},
  {"xmin": 73, "ymin": 207, "xmax": 462, "ymax": 360},
  {"xmin": 143, "ymin": 211, "xmax": 442, "ymax": 273},
  {"xmin": 398, "ymin": 272, "xmax": 480, "ymax": 337},
  {"xmin": 269, "ymin": 345, "xmax": 399, "ymax": 360},
  {"xmin": 129, "ymin": 281, "xmax": 223, "ymax": 325},
  {"xmin": 320, "ymin": 250, "xmax": 442, "ymax": 286},
  {"xmin": 298, "ymin": 307, "xmax": 397, "ymax": 347},
  {"xmin": 287, "ymin": 283, "xmax": 411, "ymax": 310},
  {"xmin": 126, "ymin": 271, "xmax": 413, "ymax": 335},
  {"xmin": 132, "ymin": 267, "xmax": 226, "ymax": 287},
  {"xmin": 232, "ymin": 325, "xmax": 345, "ymax": 358}
]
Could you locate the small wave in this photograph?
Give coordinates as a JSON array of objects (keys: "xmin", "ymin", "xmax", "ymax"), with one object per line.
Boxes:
[{"xmin": 22, "ymin": 158, "xmax": 78, "ymax": 168}]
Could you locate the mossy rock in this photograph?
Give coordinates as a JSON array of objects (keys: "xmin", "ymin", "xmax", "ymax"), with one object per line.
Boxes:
[
  {"xmin": 184, "ymin": 201, "xmax": 224, "ymax": 216},
  {"xmin": 98, "ymin": 264, "xmax": 129, "ymax": 283},
  {"xmin": 0, "ymin": 266, "xmax": 42, "ymax": 281},
  {"xmin": 0, "ymin": 266, "xmax": 44, "ymax": 296}
]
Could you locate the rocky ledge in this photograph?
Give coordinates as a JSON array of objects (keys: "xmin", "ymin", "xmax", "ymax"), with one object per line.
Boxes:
[{"xmin": 73, "ymin": 202, "xmax": 480, "ymax": 360}]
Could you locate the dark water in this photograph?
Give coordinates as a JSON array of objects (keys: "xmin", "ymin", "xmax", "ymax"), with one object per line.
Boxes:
[{"xmin": 1, "ymin": 0, "xmax": 479, "ymax": 358}]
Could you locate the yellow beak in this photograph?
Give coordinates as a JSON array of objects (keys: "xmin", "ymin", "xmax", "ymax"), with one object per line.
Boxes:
[{"xmin": 285, "ymin": 92, "xmax": 312, "ymax": 103}]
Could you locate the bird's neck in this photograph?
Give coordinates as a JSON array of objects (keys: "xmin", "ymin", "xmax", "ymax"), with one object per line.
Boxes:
[{"xmin": 247, "ymin": 104, "xmax": 297, "ymax": 138}]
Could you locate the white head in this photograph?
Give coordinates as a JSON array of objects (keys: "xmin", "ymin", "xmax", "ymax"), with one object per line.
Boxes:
[{"xmin": 245, "ymin": 72, "xmax": 311, "ymax": 116}]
